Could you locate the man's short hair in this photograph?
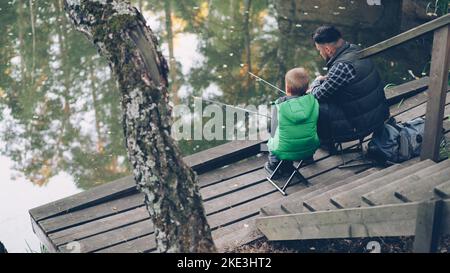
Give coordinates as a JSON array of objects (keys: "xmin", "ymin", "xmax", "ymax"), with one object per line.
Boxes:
[
  {"xmin": 312, "ymin": 25, "xmax": 342, "ymax": 44},
  {"xmin": 285, "ymin": 68, "xmax": 309, "ymax": 96}
]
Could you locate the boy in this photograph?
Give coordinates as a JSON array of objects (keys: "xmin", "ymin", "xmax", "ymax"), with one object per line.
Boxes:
[{"xmin": 265, "ymin": 67, "xmax": 320, "ymax": 178}]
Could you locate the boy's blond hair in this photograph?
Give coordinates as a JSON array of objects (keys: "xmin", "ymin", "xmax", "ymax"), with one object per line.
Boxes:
[{"xmin": 285, "ymin": 67, "xmax": 310, "ymax": 96}]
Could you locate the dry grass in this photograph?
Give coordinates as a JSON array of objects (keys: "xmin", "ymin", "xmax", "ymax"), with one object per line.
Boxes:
[{"xmin": 230, "ymin": 234, "xmax": 450, "ymax": 253}]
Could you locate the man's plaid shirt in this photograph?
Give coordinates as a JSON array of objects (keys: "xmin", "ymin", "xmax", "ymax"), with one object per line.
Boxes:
[{"xmin": 310, "ymin": 62, "xmax": 356, "ymax": 100}]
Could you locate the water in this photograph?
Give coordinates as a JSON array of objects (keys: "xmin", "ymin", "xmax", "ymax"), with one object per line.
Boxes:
[{"xmin": 0, "ymin": 0, "xmax": 440, "ymax": 252}]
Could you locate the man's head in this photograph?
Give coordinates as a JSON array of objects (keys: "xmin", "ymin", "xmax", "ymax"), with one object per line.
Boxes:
[
  {"xmin": 285, "ymin": 67, "xmax": 309, "ymax": 97},
  {"xmin": 313, "ymin": 25, "xmax": 345, "ymax": 61}
]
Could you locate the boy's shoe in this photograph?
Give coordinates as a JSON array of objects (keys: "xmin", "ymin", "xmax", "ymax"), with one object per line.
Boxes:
[
  {"xmin": 303, "ymin": 155, "xmax": 315, "ymax": 165},
  {"xmin": 264, "ymin": 162, "xmax": 294, "ymax": 180},
  {"xmin": 264, "ymin": 162, "xmax": 284, "ymax": 180}
]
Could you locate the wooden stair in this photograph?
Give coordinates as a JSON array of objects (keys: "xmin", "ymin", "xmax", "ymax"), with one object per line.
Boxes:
[
  {"xmin": 256, "ymin": 158, "xmax": 450, "ymax": 246},
  {"xmin": 362, "ymin": 159, "xmax": 450, "ymax": 206},
  {"xmin": 304, "ymin": 160, "xmax": 424, "ymax": 211}
]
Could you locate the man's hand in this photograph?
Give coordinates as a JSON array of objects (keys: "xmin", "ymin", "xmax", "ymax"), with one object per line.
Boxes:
[{"xmin": 314, "ymin": 75, "xmax": 327, "ymax": 82}]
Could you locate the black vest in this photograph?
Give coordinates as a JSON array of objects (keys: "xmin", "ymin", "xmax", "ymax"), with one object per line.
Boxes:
[{"xmin": 318, "ymin": 43, "xmax": 390, "ymax": 143}]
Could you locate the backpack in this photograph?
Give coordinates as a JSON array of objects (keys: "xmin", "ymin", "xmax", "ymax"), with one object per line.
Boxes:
[{"xmin": 367, "ymin": 117, "xmax": 425, "ymax": 163}]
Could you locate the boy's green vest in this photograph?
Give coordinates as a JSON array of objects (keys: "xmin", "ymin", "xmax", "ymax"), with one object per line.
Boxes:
[{"xmin": 268, "ymin": 94, "xmax": 320, "ymax": 161}]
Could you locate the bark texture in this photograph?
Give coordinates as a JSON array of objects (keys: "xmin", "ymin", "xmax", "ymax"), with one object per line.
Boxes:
[{"xmin": 64, "ymin": 0, "xmax": 216, "ymax": 253}]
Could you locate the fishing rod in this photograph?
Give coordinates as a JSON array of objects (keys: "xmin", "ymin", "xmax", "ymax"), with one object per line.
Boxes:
[
  {"xmin": 248, "ymin": 71, "xmax": 287, "ymax": 95},
  {"xmin": 192, "ymin": 96, "xmax": 272, "ymax": 119}
]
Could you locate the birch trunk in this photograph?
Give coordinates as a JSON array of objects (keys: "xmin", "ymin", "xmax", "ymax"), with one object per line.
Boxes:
[{"xmin": 64, "ymin": 0, "xmax": 216, "ymax": 253}]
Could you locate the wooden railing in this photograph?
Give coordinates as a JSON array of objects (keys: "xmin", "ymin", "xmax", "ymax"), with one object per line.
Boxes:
[{"xmin": 357, "ymin": 14, "xmax": 450, "ymax": 162}]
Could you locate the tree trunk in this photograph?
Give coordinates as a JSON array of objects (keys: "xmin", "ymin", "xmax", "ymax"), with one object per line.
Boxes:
[{"xmin": 64, "ymin": 0, "xmax": 216, "ymax": 253}]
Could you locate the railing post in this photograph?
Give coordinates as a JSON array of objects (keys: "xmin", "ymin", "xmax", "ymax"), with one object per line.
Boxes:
[{"xmin": 421, "ymin": 25, "xmax": 450, "ymax": 162}]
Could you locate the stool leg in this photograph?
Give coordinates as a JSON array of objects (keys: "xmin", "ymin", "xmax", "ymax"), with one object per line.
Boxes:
[
  {"xmin": 267, "ymin": 161, "xmax": 287, "ymax": 195},
  {"xmin": 269, "ymin": 160, "xmax": 283, "ymax": 180}
]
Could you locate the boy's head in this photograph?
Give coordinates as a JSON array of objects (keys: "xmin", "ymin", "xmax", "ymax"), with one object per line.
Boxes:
[{"xmin": 285, "ymin": 68, "xmax": 310, "ymax": 96}]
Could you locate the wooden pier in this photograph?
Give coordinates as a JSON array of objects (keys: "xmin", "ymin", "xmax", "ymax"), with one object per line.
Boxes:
[{"xmin": 29, "ymin": 14, "xmax": 450, "ymax": 253}]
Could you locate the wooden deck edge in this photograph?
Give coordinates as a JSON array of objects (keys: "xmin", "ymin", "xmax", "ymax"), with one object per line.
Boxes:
[
  {"xmin": 29, "ymin": 176, "xmax": 137, "ymax": 222},
  {"xmin": 255, "ymin": 200, "xmax": 450, "ymax": 241},
  {"xmin": 30, "ymin": 213, "xmax": 58, "ymax": 253}
]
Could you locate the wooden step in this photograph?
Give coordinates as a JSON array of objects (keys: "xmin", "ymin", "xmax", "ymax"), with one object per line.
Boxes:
[
  {"xmin": 300, "ymin": 168, "xmax": 382, "ymax": 212},
  {"xmin": 256, "ymin": 200, "xmax": 450, "ymax": 242},
  {"xmin": 394, "ymin": 166, "xmax": 450, "ymax": 202},
  {"xmin": 362, "ymin": 159, "xmax": 450, "ymax": 206},
  {"xmin": 329, "ymin": 159, "xmax": 427, "ymax": 209},
  {"xmin": 300, "ymin": 168, "xmax": 378, "ymax": 203},
  {"xmin": 303, "ymin": 160, "xmax": 426, "ymax": 211},
  {"xmin": 261, "ymin": 167, "xmax": 360, "ymax": 216},
  {"xmin": 435, "ymin": 181, "xmax": 450, "ymax": 199}
]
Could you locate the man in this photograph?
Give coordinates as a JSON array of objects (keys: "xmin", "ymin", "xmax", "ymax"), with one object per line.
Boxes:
[
  {"xmin": 265, "ymin": 68, "xmax": 320, "ymax": 178},
  {"xmin": 308, "ymin": 25, "xmax": 390, "ymax": 150}
]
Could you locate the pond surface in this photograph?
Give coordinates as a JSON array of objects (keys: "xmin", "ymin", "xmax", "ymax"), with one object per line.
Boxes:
[{"xmin": 0, "ymin": 0, "xmax": 442, "ymax": 252}]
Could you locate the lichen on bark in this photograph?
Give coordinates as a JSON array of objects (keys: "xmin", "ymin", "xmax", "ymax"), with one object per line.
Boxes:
[{"xmin": 64, "ymin": 0, "xmax": 216, "ymax": 252}]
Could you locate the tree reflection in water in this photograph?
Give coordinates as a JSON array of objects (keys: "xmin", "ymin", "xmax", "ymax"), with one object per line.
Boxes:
[{"xmin": 0, "ymin": 0, "xmax": 437, "ymax": 189}]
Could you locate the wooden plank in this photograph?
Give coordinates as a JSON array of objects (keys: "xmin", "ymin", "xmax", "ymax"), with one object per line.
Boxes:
[
  {"xmin": 328, "ymin": 159, "xmax": 422, "ymax": 209},
  {"xmin": 184, "ymin": 140, "xmax": 266, "ymax": 174},
  {"xmin": 434, "ymin": 181, "xmax": 450, "ymax": 199},
  {"xmin": 394, "ymin": 168, "xmax": 450, "ymax": 202},
  {"xmin": 413, "ymin": 200, "xmax": 444, "ymax": 253},
  {"xmin": 362, "ymin": 159, "xmax": 450, "ymax": 206},
  {"xmin": 49, "ymin": 206, "xmax": 149, "ymax": 247},
  {"xmin": 200, "ymin": 146, "xmax": 339, "ymax": 202},
  {"xmin": 257, "ymin": 203, "xmax": 420, "ymax": 241},
  {"xmin": 357, "ymin": 14, "xmax": 450, "ymax": 59},
  {"xmin": 29, "ymin": 175, "xmax": 138, "ymax": 222},
  {"xmin": 58, "ymin": 219, "xmax": 153, "ymax": 253},
  {"xmin": 39, "ymin": 193, "xmax": 144, "ymax": 233},
  {"xmin": 256, "ymin": 200, "xmax": 450, "ymax": 241},
  {"xmin": 384, "ymin": 77, "xmax": 429, "ymax": 104},
  {"xmin": 198, "ymin": 155, "xmax": 267, "ymax": 188},
  {"xmin": 305, "ymin": 159, "xmax": 426, "ymax": 211},
  {"xmin": 421, "ymin": 25, "xmax": 450, "ymax": 162},
  {"xmin": 95, "ymin": 234, "xmax": 156, "ymax": 253},
  {"xmin": 213, "ymin": 217, "xmax": 262, "ymax": 252}
]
